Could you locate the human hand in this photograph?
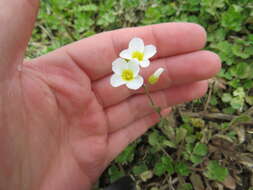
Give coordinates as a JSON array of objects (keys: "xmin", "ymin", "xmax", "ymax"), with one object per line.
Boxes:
[{"xmin": 0, "ymin": 1, "xmax": 221, "ymax": 190}]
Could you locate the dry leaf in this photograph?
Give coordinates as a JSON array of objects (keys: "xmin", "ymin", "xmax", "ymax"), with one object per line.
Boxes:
[
  {"xmin": 190, "ymin": 173, "xmax": 205, "ymax": 190},
  {"xmin": 221, "ymin": 175, "xmax": 236, "ymax": 190}
]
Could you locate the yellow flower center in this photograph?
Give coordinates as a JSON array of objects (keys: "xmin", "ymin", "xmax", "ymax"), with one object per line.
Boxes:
[
  {"xmin": 132, "ymin": 51, "xmax": 144, "ymax": 61},
  {"xmin": 121, "ymin": 69, "xmax": 134, "ymax": 81}
]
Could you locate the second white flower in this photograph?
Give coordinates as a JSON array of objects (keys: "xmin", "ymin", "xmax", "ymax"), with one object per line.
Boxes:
[{"xmin": 119, "ymin": 37, "xmax": 157, "ymax": 68}]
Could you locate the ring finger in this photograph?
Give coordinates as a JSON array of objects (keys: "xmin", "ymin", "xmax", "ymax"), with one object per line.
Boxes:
[{"xmin": 106, "ymin": 80, "xmax": 208, "ymax": 133}]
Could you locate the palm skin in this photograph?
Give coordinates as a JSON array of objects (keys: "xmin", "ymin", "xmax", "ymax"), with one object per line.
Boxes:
[{"xmin": 0, "ymin": 1, "xmax": 221, "ymax": 190}]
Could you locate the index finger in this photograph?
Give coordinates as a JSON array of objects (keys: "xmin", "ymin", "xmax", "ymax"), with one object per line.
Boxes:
[{"xmin": 64, "ymin": 22, "xmax": 207, "ymax": 80}]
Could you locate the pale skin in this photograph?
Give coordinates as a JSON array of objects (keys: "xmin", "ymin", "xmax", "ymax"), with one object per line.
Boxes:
[{"xmin": 0, "ymin": 1, "xmax": 221, "ymax": 190}]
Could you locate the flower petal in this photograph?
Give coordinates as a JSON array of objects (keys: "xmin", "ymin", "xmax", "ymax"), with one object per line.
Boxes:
[
  {"xmin": 127, "ymin": 60, "xmax": 140, "ymax": 77},
  {"xmin": 139, "ymin": 59, "xmax": 150, "ymax": 68},
  {"xmin": 110, "ymin": 74, "xmax": 126, "ymax": 87},
  {"xmin": 112, "ymin": 57, "xmax": 126, "ymax": 66},
  {"xmin": 119, "ymin": 49, "xmax": 132, "ymax": 60},
  {"xmin": 144, "ymin": 45, "xmax": 157, "ymax": 59},
  {"xmin": 126, "ymin": 75, "xmax": 144, "ymax": 90},
  {"xmin": 129, "ymin": 37, "xmax": 144, "ymax": 52},
  {"xmin": 112, "ymin": 60, "xmax": 128, "ymax": 75}
]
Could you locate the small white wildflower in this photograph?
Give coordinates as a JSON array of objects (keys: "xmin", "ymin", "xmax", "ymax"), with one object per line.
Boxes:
[
  {"xmin": 148, "ymin": 68, "xmax": 165, "ymax": 85},
  {"xmin": 112, "ymin": 57, "xmax": 123, "ymax": 66},
  {"xmin": 110, "ymin": 58, "xmax": 144, "ymax": 90},
  {"xmin": 119, "ymin": 37, "xmax": 157, "ymax": 68}
]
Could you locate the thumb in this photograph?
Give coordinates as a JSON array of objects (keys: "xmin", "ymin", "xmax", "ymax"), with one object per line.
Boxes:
[{"xmin": 0, "ymin": 0, "xmax": 39, "ymax": 76}]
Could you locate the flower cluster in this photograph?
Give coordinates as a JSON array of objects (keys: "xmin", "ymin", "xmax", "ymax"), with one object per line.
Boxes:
[{"xmin": 110, "ymin": 37, "xmax": 164, "ymax": 90}]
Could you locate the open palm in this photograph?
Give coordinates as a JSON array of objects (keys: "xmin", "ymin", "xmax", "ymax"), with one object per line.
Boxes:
[{"xmin": 0, "ymin": 1, "xmax": 221, "ymax": 190}]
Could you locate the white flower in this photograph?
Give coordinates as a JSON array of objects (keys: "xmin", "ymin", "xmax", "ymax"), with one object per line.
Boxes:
[
  {"xmin": 110, "ymin": 58, "xmax": 144, "ymax": 90},
  {"xmin": 148, "ymin": 67, "xmax": 165, "ymax": 85},
  {"xmin": 119, "ymin": 37, "xmax": 157, "ymax": 68}
]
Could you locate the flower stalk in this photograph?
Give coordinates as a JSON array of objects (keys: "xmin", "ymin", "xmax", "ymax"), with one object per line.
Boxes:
[{"xmin": 143, "ymin": 84, "xmax": 162, "ymax": 118}]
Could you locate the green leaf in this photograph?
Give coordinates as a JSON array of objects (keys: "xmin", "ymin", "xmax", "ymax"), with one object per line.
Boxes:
[
  {"xmin": 230, "ymin": 97, "xmax": 244, "ymax": 110},
  {"xmin": 154, "ymin": 156, "xmax": 174, "ymax": 176},
  {"xmin": 176, "ymin": 128, "xmax": 188, "ymax": 144},
  {"xmin": 108, "ymin": 165, "xmax": 124, "ymax": 183},
  {"xmin": 222, "ymin": 93, "xmax": 232, "ymax": 103},
  {"xmin": 221, "ymin": 5, "xmax": 245, "ymax": 31},
  {"xmin": 210, "ymin": 96, "xmax": 218, "ymax": 105},
  {"xmin": 246, "ymin": 96, "xmax": 253, "ymax": 105},
  {"xmin": 233, "ymin": 87, "xmax": 246, "ymax": 98},
  {"xmin": 226, "ymin": 131, "xmax": 237, "ymax": 141},
  {"xmin": 181, "ymin": 123, "xmax": 194, "ymax": 135},
  {"xmin": 97, "ymin": 11, "xmax": 116, "ymax": 27},
  {"xmin": 163, "ymin": 3, "xmax": 177, "ymax": 16},
  {"xmin": 232, "ymin": 44, "xmax": 251, "ymax": 59},
  {"xmin": 219, "ymin": 122, "xmax": 230, "ymax": 130},
  {"xmin": 205, "ymin": 160, "xmax": 229, "ymax": 182},
  {"xmin": 186, "ymin": 135, "xmax": 197, "ymax": 144},
  {"xmin": 208, "ymin": 28, "xmax": 226, "ymax": 42},
  {"xmin": 227, "ymin": 88, "xmax": 245, "ymax": 111},
  {"xmin": 249, "ymin": 34, "xmax": 253, "ymax": 44},
  {"xmin": 231, "ymin": 62, "xmax": 253, "ymax": 79},
  {"xmin": 223, "ymin": 107, "xmax": 236, "ymax": 114},
  {"xmin": 82, "ymin": 4, "xmax": 98, "ymax": 11},
  {"xmin": 142, "ymin": 7, "xmax": 162, "ymax": 24},
  {"xmin": 132, "ymin": 164, "xmax": 148, "ymax": 176},
  {"xmin": 193, "ymin": 143, "xmax": 208, "ymax": 156},
  {"xmin": 190, "ymin": 154, "xmax": 203, "ymax": 164},
  {"xmin": 190, "ymin": 118, "xmax": 205, "ymax": 128},
  {"xmin": 211, "ymin": 41, "xmax": 234, "ymax": 65},
  {"xmin": 140, "ymin": 170, "xmax": 153, "ymax": 182},
  {"xmin": 230, "ymin": 114, "xmax": 252, "ymax": 125},
  {"xmin": 163, "ymin": 140, "xmax": 177, "ymax": 148},
  {"xmin": 244, "ymin": 79, "xmax": 253, "ymax": 89},
  {"xmin": 177, "ymin": 183, "xmax": 193, "ymax": 190},
  {"xmin": 148, "ymin": 130, "xmax": 165, "ymax": 147},
  {"xmin": 201, "ymin": 0, "xmax": 225, "ymax": 16},
  {"xmin": 182, "ymin": 151, "xmax": 191, "ymax": 160},
  {"xmin": 175, "ymin": 162, "xmax": 191, "ymax": 176},
  {"xmin": 148, "ymin": 131, "xmax": 159, "ymax": 146},
  {"xmin": 185, "ymin": 142, "xmax": 194, "ymax": 154},
  {"xmin": 159, "ymin": 118, "xmax": 176, "ymax": 140},
  {"xmin": 115, "ymin": 144, "xmax": 136, "ymax": 164},
  {"xmin": 153, "ymin": 161, "xmax": 166, "ymax": 176}
]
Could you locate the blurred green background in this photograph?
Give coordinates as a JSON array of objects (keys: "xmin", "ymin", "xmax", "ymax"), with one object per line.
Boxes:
[{"xmin": 28, "ymin": 0, "xmax": 253, "ymax": 189}]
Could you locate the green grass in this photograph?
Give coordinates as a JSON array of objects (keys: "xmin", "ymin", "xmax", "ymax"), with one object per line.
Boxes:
[{"xmin": 29, "ymin": 0, "xmax": 253, "ymax": 189}]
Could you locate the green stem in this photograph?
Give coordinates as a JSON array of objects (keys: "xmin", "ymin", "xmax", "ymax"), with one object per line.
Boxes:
[
  {"xmin": 143, "ymin": 85, "xmax": 162, "ymax": 118},
  {"xmin": 143, "ymin": 85, "xmax": 172, "ymax": 157}
]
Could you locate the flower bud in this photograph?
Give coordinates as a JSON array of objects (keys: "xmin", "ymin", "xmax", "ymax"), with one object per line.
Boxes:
[{"xmin": 148, "ymin": 68, "xmax": 165, "ymax": 85}]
